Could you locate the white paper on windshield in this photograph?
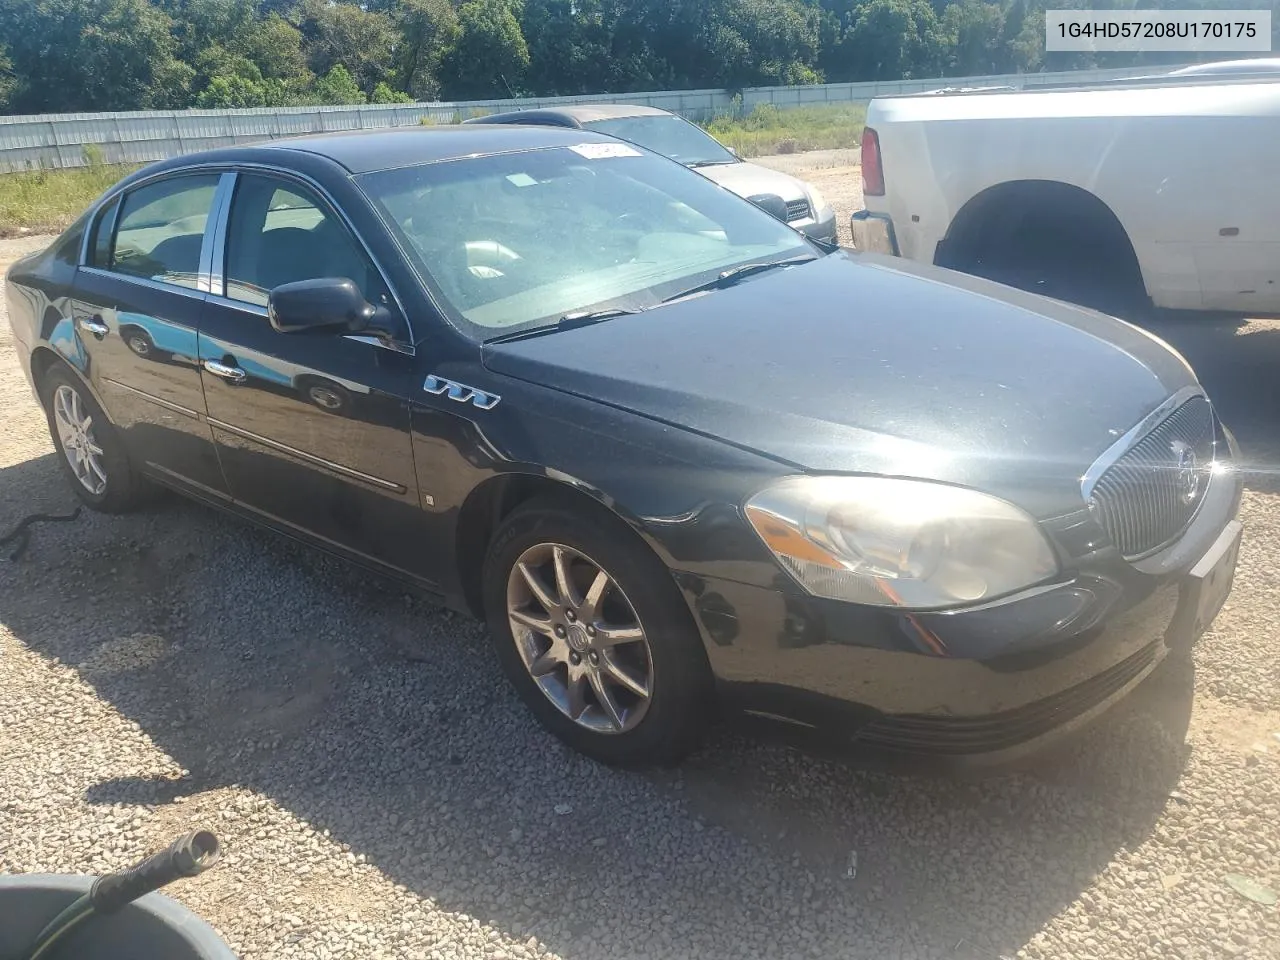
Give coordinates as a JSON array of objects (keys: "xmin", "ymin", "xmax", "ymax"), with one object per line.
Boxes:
[
  {"xmin": 505, "ymin": 173, "xmax": 537, "ymax": 187},
  {"xmin": 568, "ymin": 142, "xmax": 642, "ymax": 160}
]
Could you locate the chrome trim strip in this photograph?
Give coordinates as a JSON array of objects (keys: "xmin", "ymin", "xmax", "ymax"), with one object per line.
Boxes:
[
  {"xmin": 78, "ymin": 265, "xmax": 208, "ymax": 302},
  {"xmin": 206, "ymin": 417, "xmax": 407, "ymax": 493},
  {"xmin": 208, "ymin": 294, "xmax": 268, "ymax": 317},
  {"xmin": 144, "ymin": 462, "xmax": 233, "ymax": 501},
  {"xmin": 202, "ymin": 173, "xmax": 238, "ymax": 295},
  {"xmin": 102, "ymin": 377, "xmax": 200, "ymax": 419},
  {"xmin": 1079, "ymin": 385, "xmax": 1209, "ymax": 501}
]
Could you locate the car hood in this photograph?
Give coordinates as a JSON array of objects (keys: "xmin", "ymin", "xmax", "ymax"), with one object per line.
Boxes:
[
  {"xmin": 482, "ymin": 251, "xmax": 1199, "ymax": 517},
  {"xmin": 694, "ymin": 161, "xmax": 809, "ymax": 204}
]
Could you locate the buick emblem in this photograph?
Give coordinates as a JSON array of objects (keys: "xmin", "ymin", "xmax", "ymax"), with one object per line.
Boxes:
[{"xmin": 1172, "ymin": 441, "xmax": 1200, "ymax": 505}]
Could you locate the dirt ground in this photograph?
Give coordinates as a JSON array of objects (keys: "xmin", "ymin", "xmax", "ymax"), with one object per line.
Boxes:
[{"xmin": 2, "ymin": 154, "xmax": 1278, "ymax": 960}]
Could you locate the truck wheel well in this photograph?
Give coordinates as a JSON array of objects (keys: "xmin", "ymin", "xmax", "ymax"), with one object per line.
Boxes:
[
  {"xmin": 454, "ymin": 473, "xmax": 648, "ymax": 619},
  {"xmin": 936, "ymin": 180, "xmax": 1148, "ymax": 315}
]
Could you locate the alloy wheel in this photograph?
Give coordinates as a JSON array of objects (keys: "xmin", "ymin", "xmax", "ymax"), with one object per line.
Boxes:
[
  {"xmin": 506, "ymin": 542, "xmax": 654, "ymax": 734},
  {"xmin": 52, "ymin": 383, "xmax": 108, "ymax": 495}
]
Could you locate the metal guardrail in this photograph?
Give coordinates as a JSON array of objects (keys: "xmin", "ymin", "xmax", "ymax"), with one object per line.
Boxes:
[{"xmin": 0, "ymin": 64, "xmax": 1189, "ymax": 172}]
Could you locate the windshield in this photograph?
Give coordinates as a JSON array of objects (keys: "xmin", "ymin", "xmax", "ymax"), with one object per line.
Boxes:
[
  {"xmin": 358, "ymin": 144, "xmax": 812, "ymax": 339},
  {"xmin": 583, "ymin": 115, "xmax": 738, "ymax": 166}
]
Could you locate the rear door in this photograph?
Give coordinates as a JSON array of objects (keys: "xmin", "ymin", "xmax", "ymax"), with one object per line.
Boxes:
[
  {"xmin": 71, "ymin": 172, "xmax": 231, "ymax": 498},
  {"xmin": 196, "ymin": 170, "xmax": 431, "ymax": 580}
]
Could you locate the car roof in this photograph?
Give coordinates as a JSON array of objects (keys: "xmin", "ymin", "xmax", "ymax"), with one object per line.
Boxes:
[
  {"xmin": 472, "ymin": 104, "xmax": 672, "ymax": 125},
  {"xmin": 156, "ymin": 125, "xmax": 629, "ymax": 176}
]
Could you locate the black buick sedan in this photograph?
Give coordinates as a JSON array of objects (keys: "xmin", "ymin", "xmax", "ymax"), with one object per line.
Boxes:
[{"xmin": 4, "ymin": 125, "xmax": 1243, "ymax": 767}]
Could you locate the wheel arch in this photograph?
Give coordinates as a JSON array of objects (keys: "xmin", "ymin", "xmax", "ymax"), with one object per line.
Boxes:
[
  {"xmin": 29, "ymin": 344, "xmax": 97, "ymax": 404},
  {"xmin": 453, "ymin": 470, "xmax": 668, "ymax": 620},
  {"xmin": 936, "ymin": 179, "xmax": 1146, "ymax": 289}
]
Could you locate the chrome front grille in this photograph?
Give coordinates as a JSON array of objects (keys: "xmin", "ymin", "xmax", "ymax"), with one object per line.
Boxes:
[
  {"xmin": 1087, "ymin": 395, "xmax": 1216, "ymax": 559},
  {"xmin": 785, "ymin": 198, "xmax": 811, "ymax": 222}
]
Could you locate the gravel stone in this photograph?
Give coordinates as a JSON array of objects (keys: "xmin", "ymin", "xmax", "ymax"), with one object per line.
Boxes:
[{"xmin": 3, "ymin": 161, "xmax": 1279, "ymax": 960}]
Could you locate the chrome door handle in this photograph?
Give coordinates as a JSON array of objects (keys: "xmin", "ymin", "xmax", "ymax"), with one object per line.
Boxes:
[
  {"xmin": 203, "ymin": 359, "xmax": 247, "ymax": 382},
  {"xmin": 79, "ymin": 316, "xmax": 109, "ymax": 337}
]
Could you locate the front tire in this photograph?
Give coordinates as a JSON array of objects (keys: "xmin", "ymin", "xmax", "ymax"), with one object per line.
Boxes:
[
  {"xmin": 41, "ymin": 365, "xmax": 148, "ymax": 512},
  {"xmin": 482, "ymin": 499, "xmax": 713, "ymax": 767}
]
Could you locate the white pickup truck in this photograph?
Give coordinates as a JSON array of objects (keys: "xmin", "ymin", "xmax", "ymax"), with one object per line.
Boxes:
[{"xmin": 851, "ymin": 70, "xmax": 1280, "ymax": 319}]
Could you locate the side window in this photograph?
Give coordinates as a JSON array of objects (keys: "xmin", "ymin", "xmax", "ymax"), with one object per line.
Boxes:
[
  {"xmin": 108, "ymin": 175, "xmax": 219, "ymax": 289},
  {"xmin": 223, "ymin": 174, "xmax": 390, "ymax": 309}
]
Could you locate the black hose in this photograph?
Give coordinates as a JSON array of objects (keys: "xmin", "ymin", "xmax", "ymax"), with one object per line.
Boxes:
[
  {"xmin": 18, "ymin": 831, "xmax": 221, "ymax": 960},
  {"xmin": 89, "ymin": 830, "xmax": 221, "ymax": 913},
  {"xmin": 22, "ymin": 897, "xmax": 93, "ymax": 960},
  {"xmin": 0, "ymin": 508, "xmax": 81, "ymax": 562}
]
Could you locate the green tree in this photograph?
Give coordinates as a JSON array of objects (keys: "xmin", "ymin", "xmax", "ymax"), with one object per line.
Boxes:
[
  {"xmin": 232, "ymin": 13, "xmax": 311, "ymax": 84},
  {"xmin": 387, "ymin": 0, "xmax": 459, "ymax": 101},
  {"xmin": 714, "ymin": 0, "xmax": 823, "ymax": 87},
  {"xmin": 0, "ymin": 0, "xmax": 187, "ymax": 112},
  {"xmin": 371, "ymin": 81, "xmax": 414, "ymax": 103},
  {"xmin": 155, "ymin": 0, "xmax": 256, "ymax": 64},
  {"xmin": 828, "ymin": 0, "xmax": 946, "ymax": 81},
  {"xmin": 441, "ymin": 0, "xmax": 530, "ymax": 99},
  {"xmin": 295, "ymin": 0, "xmax": 400, "ymax": 96},
  {"xmin": 941, "ymin": 0, "xmax": 1007, "ymax": 76},
  {"xmin": 0, "ymin": 44, "xmax": 17, "ymax": 112},
  {"xmin": 309, "ymin": 64, "xmax": 366, "ymax": 105},
  {"xmin": 522, "ymin": 0, "xmax": 606, "ymax": 94}
]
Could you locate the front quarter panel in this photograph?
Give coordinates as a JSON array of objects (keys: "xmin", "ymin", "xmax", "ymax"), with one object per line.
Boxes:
[{"xmin": 408, "ymin": 362, "xmax": 793, "ymax": 602}]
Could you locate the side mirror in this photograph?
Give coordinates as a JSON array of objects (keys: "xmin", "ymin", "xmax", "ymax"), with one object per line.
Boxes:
[
  {"xmin": 746, "ymin": 193, "xmax": 789, "ymax": 223},
  {"xmin": 727, "ymin": 146, "xmax": 740, "ymax": 158},
  {"xmin": 268, "ymin": 277, "xmax": 379, "ymax": 335}
]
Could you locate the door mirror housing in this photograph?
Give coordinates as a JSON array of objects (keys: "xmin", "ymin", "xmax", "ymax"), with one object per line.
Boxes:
[{"xmin": 268, "ymin": 277, "xmax": 382, "ymax": 335}]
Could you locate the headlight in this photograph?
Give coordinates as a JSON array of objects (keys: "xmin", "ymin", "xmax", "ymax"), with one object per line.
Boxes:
[
  {"xmin": 745, "ymin": 476, "xmax": 1058, "ymax": 609},
  {"xmin": 806, "ymin": 184, "xmax": 829, "ymax": 215}
]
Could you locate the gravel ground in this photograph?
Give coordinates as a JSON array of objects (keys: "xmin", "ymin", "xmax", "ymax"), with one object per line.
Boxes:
[{"xmin": 2, "ymin": 155, "xmax": 1278, "ymax": 960}]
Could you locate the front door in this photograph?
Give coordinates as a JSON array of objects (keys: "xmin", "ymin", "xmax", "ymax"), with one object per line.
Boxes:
[
  {"xmin": 71, "ymin": 172, "xmax": 230, "ymax": 498},
  {"xmin": 196, "ymin": 171, "xmax": 432, "ymax": 581}
]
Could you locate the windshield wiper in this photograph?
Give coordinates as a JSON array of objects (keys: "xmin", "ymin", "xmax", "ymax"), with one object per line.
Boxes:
[
  {"xmin": 556, "ymin": 306, "xmax": 644, "ymax": 328},
  {"xmin": 487, "ymin": 306, "xmax": 644, "ymax": 344},
  {"xmin": 661, "ymin": 255, "xmax": 818, "ymax": 304},
  {"xmin": 687, "ymin": 159, "xmax": 737, "ymax": 168}
]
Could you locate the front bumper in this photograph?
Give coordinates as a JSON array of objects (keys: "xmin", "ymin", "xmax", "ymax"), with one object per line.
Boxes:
[
  {"xmin": 796, "ymin": 209, "xmax": 838, "ymax": 245},
  {"xmin": 679, "ymin": 458, "xmax": 1243, "ymax": 766},
  {"xmin": 850, "ymin": 209, "xmax": 899, "ymax": 256}
]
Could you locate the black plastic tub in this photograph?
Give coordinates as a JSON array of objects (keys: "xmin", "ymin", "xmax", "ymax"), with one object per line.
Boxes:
[{"xmin": 0, "ymin": 875, "xmax": 237, "ymax": 960}]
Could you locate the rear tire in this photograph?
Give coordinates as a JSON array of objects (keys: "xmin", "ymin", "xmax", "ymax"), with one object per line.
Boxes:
[
  {"xmin": 41, "ymin": 365, "xmax": 149, "ymax": 513},
  {"xmin": 482, "ymin": 498, "xmax": 713, "ymax": 767}
]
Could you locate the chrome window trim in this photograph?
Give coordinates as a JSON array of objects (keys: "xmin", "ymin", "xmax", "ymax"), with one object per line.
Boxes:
[
  {"xmin": 1080, "ymin": 385, "xmax": 1210, "ymax": 502},
  {"xmin": 76, "ymin": 159, "xmax": 415, "ymax": 355},
  {"xmin": 78, "ymin": 170, "xmax": 223, "ymax": 295},
  {"xmin": 77, "ymin": 265, "xmax": 208, "ymax": 302},
  {"xmin": 201, "ymin": 173, "xmax": 238, "ymax": 295}
]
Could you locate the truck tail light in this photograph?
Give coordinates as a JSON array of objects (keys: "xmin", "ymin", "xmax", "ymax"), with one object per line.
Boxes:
[{"xmin": 861, "ymin": 127, "xmax": 885, "ymax": 197}]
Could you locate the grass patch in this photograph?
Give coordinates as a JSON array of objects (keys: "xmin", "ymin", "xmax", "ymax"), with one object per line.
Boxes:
[
  {"xmin": 0, "ymin": 163, "xmax": 137, "ymax": 237},
  {"xmin": 702, "ymin": 102, "xmax": 866, "ymax": 158}
]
